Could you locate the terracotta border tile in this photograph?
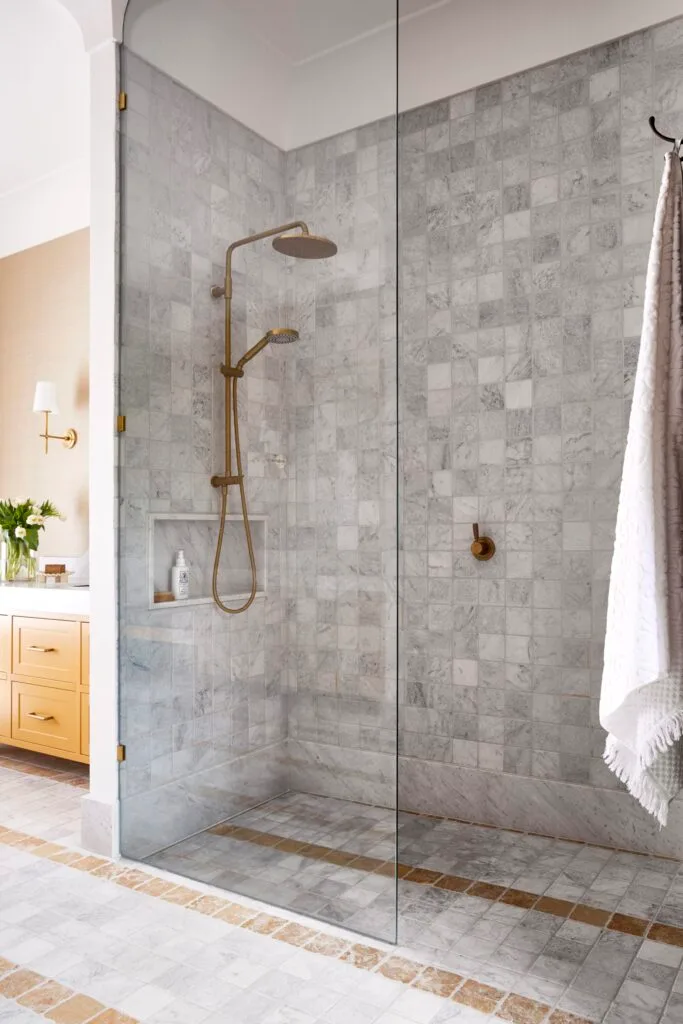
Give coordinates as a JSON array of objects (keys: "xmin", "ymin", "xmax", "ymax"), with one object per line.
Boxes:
[
  {"xmin": 403, "ymin": 868, "xmax": 444, "ymax": 885},
  {"xmin": 305, "ymin": 933, "xmax": 351, "ymax": 958},
  {"xmin": 496, "ymin": 993, "xmax": 550, "ymax": 1023},
  {"xmin": 499, "ymin": 889, "xmax": 537, "ymax": 909},
  {"xmin": 17, "ymin": 979, "xmax": 74, "ymax": 1013},
  {"xmin": 0, "ymin": 968, "xmax": 43, "ymax": 999},
  {"xmin": 608, "ymin": 913, "xmax": 648, "ymax": 936},
  {"xmin": 534, "ymin": 896, "xmax": 575, "ymax": 918},
  {"xmin": 243, "ymin": 912, "xmax": 284, "ymax": 936},
  {"xmin": 569, "ymin": 904, "xmax": 611, "ymax": 927},
  {"xmin": 434, "ymin": 874, "xmax": 471, "ymax": 892},
  {"xmin": 135, "ymin": 877, "xmax": 177, "ymax": 897},
  {"xmin": 341, "ymin": 944, "xmax": 385, "ymax": 971},
  {"xmin": 298, "ymin": 843, "xmax": 330, "ymax": 859},
  {"xmin": 214, "ymin": 902, "xmax": 256, "ymax": 925},
  {"xmin": 468, "ymin": 881, "xmax": 507, "ymax": 900},
  {"xmin": 377, "ymin": 956, "xmax": 421, "ymax": 983},
  {"xmin": 453, "ymin": 979, "xmax": 504, "ymax": 1014},
  {"xmin": 188, "ymin": 894, "xmax": 230, "ymax": 916},
  {"xmin": 347, "ymin": 855, "xmax": 383, "ymax": 872},
  {"xmin": 412, "ymin": 967, "xmax": 463, "ymax": 998},
  {"xmin": 49, "ymin": 850, "xmax": 86, "ymax": 866},
  {"xmin": 647, "ymin": 923, "xmax": 683, "ymax": 946},
  {"xmin": 273, "ymin": 922, "xmax": 318, "ymax": 947},
  {"xmin": 32, "ymin": 842, "xmax": 67, "ymax": 859},
  {"xmin": 159, "ymin": 885, "xmax": 202, "ymax": 907},
  {"xmin": 89, "ymin": 1012, "xmax": 139, "ymax": 1024},
  {"xmin": 114, "ymin": 868, "xmax": 151, "ymax": 889},
  {"xmin": 46, "ymin": 993, "xmax": 106, "ymax": 1023},
  {"xmin": 323, "ymin": 849, "xmax": 357, "ymax": 866},
  {"xmin": 274, "ymin": 837, "xmax": 308, "ymax": 854}
]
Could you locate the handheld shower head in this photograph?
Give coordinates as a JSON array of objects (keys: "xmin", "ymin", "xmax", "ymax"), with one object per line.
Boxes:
[
  {"xmin": 265, "ymin": 328, "xmax": 299, "ymax": 344},
  {"xmin": 235, "ymin": 328, "xmax": 300, "ymax": 372},
  {"xmin": 272, "ymin": 232, "xmax": 337, "ymax": 259}
]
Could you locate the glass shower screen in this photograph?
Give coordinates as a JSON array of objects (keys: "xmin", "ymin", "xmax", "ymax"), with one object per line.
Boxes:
[{"xmin": 117, "ymin": 0, "xmax": 399, "ymax": 943}]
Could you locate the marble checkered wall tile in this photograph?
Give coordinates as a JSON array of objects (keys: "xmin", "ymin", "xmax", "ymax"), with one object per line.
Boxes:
[
  {"xmin": 117, "ymin": 15, "xmax": 683, "ymax": 856},
  {"xmin": 278, "ymin": 17, "xmax": 683, "ymax": 833},
  {"xmin": 282, "ymin": 120, "xmax": 399, "ymax": 796},
  {"xmin": 117, "ymin": 51, "xmax": 290, "ymax": 857},
  {"xmin": 396, "ymin": 20, "xmax": 680, "ymax": 799}
]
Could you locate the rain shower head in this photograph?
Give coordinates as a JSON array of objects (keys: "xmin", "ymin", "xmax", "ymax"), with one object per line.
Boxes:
[
  {"xmin": 265, "ymin": 328, "xmax": 300, "ymax": 344},
  {"xmin": 272, "ymin": 232, "xmax": 337, "ymax": 259}
]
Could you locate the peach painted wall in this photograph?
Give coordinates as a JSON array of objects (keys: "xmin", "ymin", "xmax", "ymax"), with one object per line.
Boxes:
[{"xmin": 0, "ymin": 229, "xmax": 90, "ymax": 555}]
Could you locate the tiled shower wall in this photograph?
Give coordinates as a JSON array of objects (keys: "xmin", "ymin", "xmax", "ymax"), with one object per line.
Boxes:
[
  {"xmin": 118, "ymin": 51, "xmax": 290, "ymax": 858},
  {"xmin": 283, "ymin": 18, "xmax": 683, "ymax": 855},
  {"xmin": 119, "ymin": 15, "xmax": 683, "ymax": 861},
  {"xmin": 283, "ymin": 122, "xmax": 399, "ymax": 805}
]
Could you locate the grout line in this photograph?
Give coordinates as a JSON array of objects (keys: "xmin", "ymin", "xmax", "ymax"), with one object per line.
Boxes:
[
  {"xmin": 0, "ymin": 954, "xmax": 138, "ymax": 1023},
  {"xmin": 206, "ymin": 820, "xmax": 676, "ymax": 942},
  {"xmin": 0, "ymin": 824, "xmax": 595, "ymax": 1024}
]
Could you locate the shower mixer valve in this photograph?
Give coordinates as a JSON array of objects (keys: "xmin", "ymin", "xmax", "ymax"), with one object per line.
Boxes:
[{"xmin": 471, "ymin": 523, "xmax": 495, "ymax": 561}]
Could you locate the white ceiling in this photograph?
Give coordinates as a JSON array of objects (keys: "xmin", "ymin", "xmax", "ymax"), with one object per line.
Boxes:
[{"xmin": 223, "ymin": 0, "xmax": 444, "ymax": 65}]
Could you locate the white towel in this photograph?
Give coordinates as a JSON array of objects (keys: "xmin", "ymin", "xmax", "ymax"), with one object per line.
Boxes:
[{"xmin": 600, "ymin": 152, "xmax": 683, "ymax": 827}]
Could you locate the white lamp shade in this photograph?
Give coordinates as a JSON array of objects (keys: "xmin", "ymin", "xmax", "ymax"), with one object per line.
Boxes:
[{"xmin": 33, "ymin": 381, "xmax": 59, "ymax": 415}]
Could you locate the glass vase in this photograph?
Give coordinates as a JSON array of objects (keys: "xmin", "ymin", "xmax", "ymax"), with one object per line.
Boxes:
[{"xmin": 2, "ymin": 533, "xmax": 37, "ymax": 582}]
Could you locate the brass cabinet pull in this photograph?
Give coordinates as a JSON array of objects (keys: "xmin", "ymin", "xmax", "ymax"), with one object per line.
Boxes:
[
  {"xmin": 26, "ymin": 646, "xmax": 56, "ymax": 653},
  {"xmin": 27, "ymin": 712, "xmax": 54, "ymax": 721}
]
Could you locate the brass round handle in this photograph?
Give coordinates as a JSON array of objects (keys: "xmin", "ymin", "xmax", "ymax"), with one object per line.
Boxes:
[{"xmin": 471, "ymin": 523, "xmax": 495, "ymax": 560}]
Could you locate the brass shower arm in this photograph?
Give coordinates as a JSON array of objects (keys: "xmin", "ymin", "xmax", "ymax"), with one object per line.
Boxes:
[{"xmin": 221, "ymin": 220, "xmax": 310, "ymax": 298}]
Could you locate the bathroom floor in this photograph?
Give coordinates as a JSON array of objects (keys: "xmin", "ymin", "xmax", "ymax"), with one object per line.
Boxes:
[
  {"xmin": 2, "ymin": 763, "xmax": 683, "ymax": 1024},
  {"xmin": 145, "ymin": 791, "xmax": 683, "ymax": 1022},
  {"xmin": 0, "ymin": 743, "xmax": 89, "ymax": 790}
]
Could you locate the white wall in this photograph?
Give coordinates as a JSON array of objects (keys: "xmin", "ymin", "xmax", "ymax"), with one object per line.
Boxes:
[
  {"xmin": 124, "ymin": 0, "xmax": 683, "ymax": 150},
  {"xmin": 0, "ymin": 162, "xmax": 89, "ymax": 261},
  {"xmin": 0, "ymin": 0, "xmax": 89, "ymax": 257},
  {"xmin": 126, "ymin": 0, "xmax": 292, "ymax": 148}
]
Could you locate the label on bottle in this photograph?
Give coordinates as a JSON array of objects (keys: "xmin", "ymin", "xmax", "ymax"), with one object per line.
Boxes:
[{"xmin": 176, "ymin": 568, "xmax": 189, "ymax": 599}]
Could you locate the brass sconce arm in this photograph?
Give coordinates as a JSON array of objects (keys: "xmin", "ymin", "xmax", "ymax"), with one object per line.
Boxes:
[{"xmin": 39, "ymin": 411, "xmax": 77, "ymax": 454}]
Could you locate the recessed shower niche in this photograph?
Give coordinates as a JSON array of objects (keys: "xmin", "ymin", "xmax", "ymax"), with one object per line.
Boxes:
[{"xmin": 148, "ymin": 513, "xmax": 266, "ymax": 610}]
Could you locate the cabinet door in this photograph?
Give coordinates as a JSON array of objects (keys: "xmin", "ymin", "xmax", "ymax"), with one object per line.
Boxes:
[
  {"xmin": 0, "ymin": 617, "xmax": 9, "ymax": 738},
  {"xmin": 80, "ymin": 691, "xmax": 89, "ymax": 759},
  {"xmin": 0, "ymin": 614, "xmax": 9, "ymax": 679},
  {"xmin": 81, "ymin": 622, "xmax": 89, "ymax": 689}
]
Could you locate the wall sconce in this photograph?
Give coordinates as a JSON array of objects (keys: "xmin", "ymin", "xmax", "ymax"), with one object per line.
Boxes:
[{"xmin": 33, "ymin": 381, "xmax": 78, "ymax": 454}]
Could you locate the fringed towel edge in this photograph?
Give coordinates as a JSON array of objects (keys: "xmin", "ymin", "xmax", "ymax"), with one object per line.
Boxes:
[{"xmin": 603, "ymin": 725, "xmax": 683, "ymax": 828}]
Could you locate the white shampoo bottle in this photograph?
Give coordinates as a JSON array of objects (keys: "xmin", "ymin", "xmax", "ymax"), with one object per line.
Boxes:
[{"xmin": 171, "ymin": 550, "xmax": 190, "ymax": 600}]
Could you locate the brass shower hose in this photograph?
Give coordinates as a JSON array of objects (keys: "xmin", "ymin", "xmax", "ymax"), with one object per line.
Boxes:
[{"xmin": 211, "ymin": 372, "xmax": 258, "ymax": 614}]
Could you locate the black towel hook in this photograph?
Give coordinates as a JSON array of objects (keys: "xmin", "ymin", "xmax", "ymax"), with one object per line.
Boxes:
[{"xmin": 649, "ymin": 116, "xmax": 681, "ymax": 150}]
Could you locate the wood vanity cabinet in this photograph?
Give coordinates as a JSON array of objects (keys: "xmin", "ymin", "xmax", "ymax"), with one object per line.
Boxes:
[{"xmin": 0, "ymin": 611, "xmax": 89, "ymax": 764}]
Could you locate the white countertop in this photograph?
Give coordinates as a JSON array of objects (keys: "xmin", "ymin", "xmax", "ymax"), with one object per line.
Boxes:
[{"xmin": 0, "ymin": 582, "xmax": 90, "ymax": 616}]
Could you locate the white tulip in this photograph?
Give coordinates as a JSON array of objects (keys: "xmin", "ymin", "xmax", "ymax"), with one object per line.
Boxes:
[
  {"xmin": 14, "ymin": 526, "xmax": 26, "ymax": 539},
  {"xmin": 26, "ymin": 515, "xmax": 44, "ymax": 526}
]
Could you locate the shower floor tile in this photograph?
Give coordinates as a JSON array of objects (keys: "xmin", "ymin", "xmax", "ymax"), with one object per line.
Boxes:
[{"xmin": 144, "ymin": 791, "xmax": 683, "ymax": 958}]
